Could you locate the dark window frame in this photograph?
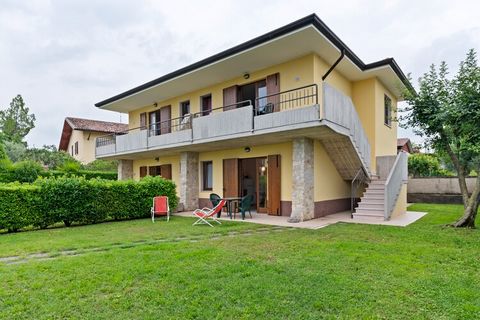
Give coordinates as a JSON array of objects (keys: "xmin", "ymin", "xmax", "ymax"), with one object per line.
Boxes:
[
  {"xmin": 202, "ymin": 161, "xmax": 213, "ymax": 191},
  {"xmin": 74, "ymin": 141, "xmax": 79, "ymax": 155},
  {"xmin": 200, "ymin": 94, "xmax": 212, "ymax": 116},
  {"xmin": 180, "ymin": 100, "xmax": 190, "ymax": 118},
  {"xmin": 384, "ymin": 94, "xmax": 392, "ymax": 127}
]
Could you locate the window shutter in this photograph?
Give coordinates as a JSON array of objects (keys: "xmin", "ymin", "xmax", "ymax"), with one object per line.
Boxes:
[
  {"xmin": 139, "ymin": 166, "xmax": 147, "ymax": 178},
  {"xmin": 223, "ymin": 85, "xmax": 238, "ymax": 110},
  {"xmin": 160, "ymin": 164, "xmax": 172, "ymax": 180},
  {"xmin": 140, "ymin": 112, "xmax": 147, "ymax": 130},
  {"xmin": 266, "ymin": 73, "xmax": 280, "ymax": 112}
]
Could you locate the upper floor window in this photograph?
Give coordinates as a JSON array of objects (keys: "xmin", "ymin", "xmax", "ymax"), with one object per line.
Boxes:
[
  {"xmin": 74, "ymin": 142, "xmax": 79, "ymax": 155},
  {"xmin": 201, "ymin": 94, "xmax": 212, "ymax": 116},
  {"xmin": 180, "ymin": 100, "xmax": 190, "ymax": 118},
  {"xmin": 384, "ymin": 95, "xmax": 392, "ymax": 127}
]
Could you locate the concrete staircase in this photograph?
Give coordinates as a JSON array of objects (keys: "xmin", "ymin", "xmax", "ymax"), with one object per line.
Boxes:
[{"xmin": 353, "ymin": 176, "xmax": 385, "ymax": 221}]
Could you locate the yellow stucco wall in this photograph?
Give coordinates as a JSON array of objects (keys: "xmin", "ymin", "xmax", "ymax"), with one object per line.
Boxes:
[
  {"xmin": 314, "ymin": 141, "xmax": 350, "ymax": 201},
  {"xmin": 128, "ymin": 54, "xmax": 316, "ymax": 129},
  {"xmin": 67, "ymin": 130, "xmax": 103, "ymax": 164},
  {"xmin": 132, "ymin": 155, "xmax": 181, "ymax": 193},
  {"xmin": 375, "ymin": 80, "xmax": 398, "ymax": 158},
  {"xmin": 352, "ymin": 78, "xmax": 398, "ymax": 171},
  {"xmin": 313, "ymin": 54, "xmax": 352, "ymax": 100},
  {"xmin": 197, "ymin": 142, "xmax": 293, "ymax": 200}
]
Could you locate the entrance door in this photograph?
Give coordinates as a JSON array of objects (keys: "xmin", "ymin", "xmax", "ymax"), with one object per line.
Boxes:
[
  {"xmin": 223, "ymin": 158, "xmax": 239, "ymax": 198},
  {"xmin": 149, "ymin": 110, "xmax": 161, "ymax": 136},
  {"xmin": 267, "ymin": 154, "xmax": 281, "ymax": 216}
]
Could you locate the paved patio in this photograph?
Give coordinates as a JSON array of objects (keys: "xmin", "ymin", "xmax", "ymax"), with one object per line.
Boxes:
[{"xmin": 174, "ymin": 210, "xmax": 427, "ymax": 229}]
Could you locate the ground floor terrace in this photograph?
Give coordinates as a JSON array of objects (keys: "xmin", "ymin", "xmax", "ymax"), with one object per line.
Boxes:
[{"xmin": 118, "ymin": 138, "xmax": 364, "ymax": 222}]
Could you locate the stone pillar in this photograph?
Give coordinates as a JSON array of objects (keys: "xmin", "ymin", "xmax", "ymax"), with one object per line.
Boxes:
[
  {"xmin": 288, "ymin": 137, "xmax": 314, "ymax": 222},
  {"xmin": 117, "ymin": 160, "xmax": 133, "ymax": 180},
  {"xmin": 179, "ymin": 152, "xmax": 199, "ymax": 211}
]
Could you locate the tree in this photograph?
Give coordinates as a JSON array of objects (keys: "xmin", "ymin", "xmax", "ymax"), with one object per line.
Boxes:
[
  {"xmin": 0, "ymin": 95, "xmax": 36, "ymax": 144},
  {"xmin": 402, "ymin": 49, "xmax": 480, "ymax": 228},
  {"xmin": 22, "ymin": 145, "xmax": 79, "ymax": 169}
]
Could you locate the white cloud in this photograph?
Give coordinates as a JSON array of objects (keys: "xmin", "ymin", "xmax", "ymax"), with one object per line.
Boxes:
[{"xmin": 0, "ymin": 0, "xmax": 479, "ymax": 147}]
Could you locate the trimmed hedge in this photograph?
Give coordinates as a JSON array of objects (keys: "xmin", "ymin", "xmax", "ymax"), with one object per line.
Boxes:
[
  {"xmin": 39, "ymin": 170, "xmax": 118, "ymax": 181},
  {"xmin": 0, "ymin": 176, "xmax": 177, "ymax": 232}
]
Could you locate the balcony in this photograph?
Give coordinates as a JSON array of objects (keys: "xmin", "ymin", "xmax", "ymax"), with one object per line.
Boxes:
[{"xmin": 96, "ymin": 83, "xmax": 371, "ymax": 178}]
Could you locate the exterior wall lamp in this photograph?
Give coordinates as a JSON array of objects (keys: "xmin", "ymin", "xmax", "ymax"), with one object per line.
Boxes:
[{"xmin": 244, "ymin": 146, "xmax": 251, "ymax": 153}]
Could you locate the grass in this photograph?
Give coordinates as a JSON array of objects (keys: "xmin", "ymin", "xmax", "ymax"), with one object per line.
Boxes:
[{"xmin": 0, "ymin": 204, "xmax": 479, "ymax": 319}]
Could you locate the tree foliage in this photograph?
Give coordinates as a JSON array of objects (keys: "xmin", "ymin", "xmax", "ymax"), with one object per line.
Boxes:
[
  {"xmin": 402, "ymin": 49, "xmax": 480, "ymax": 227},
  {"xmin": 0, "ymin": 95, "xmax": 36, "ymax": 144},
  {"xmin": 408, "ymin": 153, "xmax": 452, "ymax": 177}
]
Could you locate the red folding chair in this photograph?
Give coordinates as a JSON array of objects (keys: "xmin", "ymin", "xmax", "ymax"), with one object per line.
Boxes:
[
  {"xmin": 151, "ymin": 196, "xmax": 170, "ymax": 222},
  {"xmin": 192, "ymin": 199, "xmax": 226, "ymax": 227}
]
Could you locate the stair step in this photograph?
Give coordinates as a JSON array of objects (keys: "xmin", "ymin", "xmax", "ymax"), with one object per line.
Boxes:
[
  {"xmin": 355, "ymin": 207, "xmax": 384, "ymax": 214},
  {"xmin": 357, "ymin": 203, "xmax": 384, "ymax": 210},
  {"xmin": 367, "ymin": 184, "xmax": 385, "ymax": 190},
  {"xmin": 359, "ymin": 199, "xmax": 384, "ymax": 205},
  {"xmin": 364, "ymin": 189, "xmax": 385, "ymax": 195},
  {"xmin": 352, "ymin": 213, "xmax": 385, "ymax": 221},
  {"xmin": 369, "ymin": 180, "xmax": 386, "ymax": 185},
  {"xmin": 362, "ymin": 195, "xmax": 385, "ymax": 201}
]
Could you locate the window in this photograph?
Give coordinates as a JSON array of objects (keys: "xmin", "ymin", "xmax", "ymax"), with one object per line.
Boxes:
[
  {"xmin": 149, "ymin": 166, "xmax": 161, "ymax": 176},
  {"xmin": 384, "ymin": 95, "xmax": 392, "ymax": 127},
  {"xmin": 71, "ymin": 145, "xmax": 74, "ymax": 156},
  {"xmin": 180, "ymin": 100, "xmax": 190, "ymax": 118},
  {"xmin": 74, "ymin": 142, "xmax": 79, "ymax": 155},
  {"xmin": 201, "ymin": 94, "xmax": 212, "ymax": 116},
  {"xmin": 202, "ymin": 161, "xmax": 213, "ymax": 191}
]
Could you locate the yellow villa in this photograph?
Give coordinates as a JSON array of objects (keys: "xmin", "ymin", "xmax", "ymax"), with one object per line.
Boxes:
[
  {"xmin": 59, "ymin": 117, "xmax": 128, "ymax": 164},
  {"xmin": 94, "ymin": 14, "xmax": 410, "ymax": 222}
]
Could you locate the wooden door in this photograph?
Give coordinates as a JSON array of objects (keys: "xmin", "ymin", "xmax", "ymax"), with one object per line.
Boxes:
[
  {"xmin": 223, "ymin": 158, "xmax": 239, "ymax": 198},
  {"xmin": 201, "ymin": 95, "xmax": 212, "ymax": 116},
  {"xmin": 160, "ymin": 164, "xmax": 172, "ymax": 180},
  {"xmin": 160, "ymin": 105, "xmax": 171, "ymax": 134},
  {"xmin": 223, "ymin": 85, "xmax": 238, "ymax": 111},
  {"xmin": 266, "ymin": 73, "xmax": 280, "ymax": 112},
  {"xmin": 267, "ymin": 154, "xmax": 281, "ymax": 216}
]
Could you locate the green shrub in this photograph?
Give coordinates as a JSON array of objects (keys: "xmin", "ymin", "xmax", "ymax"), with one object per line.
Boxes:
[
  {"xmin": 39, "ymin": 170, "xmax": 117, "ymax": 180},
  {"xmin": 0, "ymin": 184, "xmax": 41, "ymax": 232},
  {"xmin": 408, "ymin": 154, "xmax": 453, "ymax": 177},
  {"xmin": 57, "ymin": 160, "xmax": 81, "ymax": 174},
  {"xmin": 9, "ymin": 160, "xmax": 44, "ymax": 183},
  {"xmin": 0, "ymin": 176, "xmax": 177, "ymax": 232},
  {"xmin": 82, "ymin": 160, "xmax": 118, "ymax": 172}
]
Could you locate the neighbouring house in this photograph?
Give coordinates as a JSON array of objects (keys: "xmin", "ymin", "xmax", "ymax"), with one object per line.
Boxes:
[
  {"xmin": 397, "ymin": 138, "xmax": 413, "ymax": 154},
  {"xmin": 94, "ymin": 14, "xmax": 410, "ymax": 222},
  {"xmin": 59, "ymin": 117, "xmax": 128, "ymax": 164}
]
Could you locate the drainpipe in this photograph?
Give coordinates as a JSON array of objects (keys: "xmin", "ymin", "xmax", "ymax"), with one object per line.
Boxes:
[{"xmin": 322, "ymin": 49, "xmax": 345, "ymax": 81}]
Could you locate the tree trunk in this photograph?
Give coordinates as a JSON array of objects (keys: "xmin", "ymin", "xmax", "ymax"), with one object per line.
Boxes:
[
  {"xmin": 445, "ymin": 142, "xmax": 470, "ymax": 207},
  {"xmin": 452, "ymin": 174, "xmax": 480, "ymax": 228}
]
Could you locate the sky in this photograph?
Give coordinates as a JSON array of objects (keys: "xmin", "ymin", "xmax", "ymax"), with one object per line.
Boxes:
[{"xmin": 1, "ymin": 0, "xmax": 479, "ymax": 148}]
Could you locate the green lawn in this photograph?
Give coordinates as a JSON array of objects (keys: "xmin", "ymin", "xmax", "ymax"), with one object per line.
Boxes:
[{"xmin": 1, "ymin": 204, "xmax": 479, "ymax": 319}]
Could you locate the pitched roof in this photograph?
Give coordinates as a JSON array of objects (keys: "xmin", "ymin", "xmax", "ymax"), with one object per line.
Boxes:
[
  {"xmin": 59, "ymin": 117, "xmax": 128, "ymax": 151},
  {"xmin": 397, "ymin": 138, "xmax": 410, "ymax": 147},
  {"xmin": 397, "ymin": 138, "xmax": 413, "ymax": 153},
  {"xmin": 65, "ymin": 117, "xmax": 128, "ymax": 133},
  {"xmin": 95, "ymin": 13, "xmax": 412, "ymax": 111}
]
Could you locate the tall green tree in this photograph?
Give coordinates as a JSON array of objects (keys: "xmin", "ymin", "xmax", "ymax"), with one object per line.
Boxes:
[
  {"xmin": 0, "ymin": 95, "xmax": 36, "ymax": 144},
  {"xmin": 402, "ymin": 49, "xmax": 480, "ymax": 228}
]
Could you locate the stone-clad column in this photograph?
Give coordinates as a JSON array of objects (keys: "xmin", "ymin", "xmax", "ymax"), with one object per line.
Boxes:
[
  {"xmin": 179, "ymin": 152, "xmax": 199, "ymax": 211},
  {"xmin": 117, "ymin": 160, "xmax": 133, "ymax": 180},
  {"xmin": 288, "ymin": 138, "xmax": 314, "ymax": 222}
]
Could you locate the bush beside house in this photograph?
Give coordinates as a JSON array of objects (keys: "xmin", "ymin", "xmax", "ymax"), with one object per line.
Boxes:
[{"xmin": 0, "ymin": 176, "xmax": 177, "ymax": 232}]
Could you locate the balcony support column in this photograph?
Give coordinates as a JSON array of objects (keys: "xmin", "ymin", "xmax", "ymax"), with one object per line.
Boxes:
[
  {"xmin": 288, "ymin": 137, "xmax": 314, "ymax": 222},
  {"xmin": 179, "ymin": 152, "xmax": 199, "ymax": 211},
  {"xmin": 117, "ymin": 160, "xmax": 133, "ymax": 180}
]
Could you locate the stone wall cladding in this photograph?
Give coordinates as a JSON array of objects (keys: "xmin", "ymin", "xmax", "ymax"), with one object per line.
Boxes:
[
  {"xmin": 289, "ymin": 137, "xmax": 314, "ymax": 222},
  {"xmin": 117, "ymin": 160, "xmax": 133, "ymax": 180},
  {"xmin": 180, "ymin": 152, "xmax": 199, "ymax": 211}
]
